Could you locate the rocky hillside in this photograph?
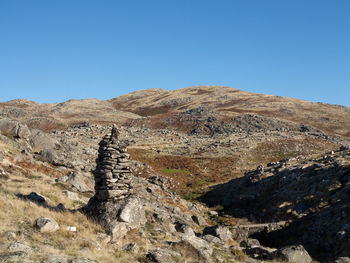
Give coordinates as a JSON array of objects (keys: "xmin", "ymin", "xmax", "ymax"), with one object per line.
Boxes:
[{"xmin": 0, "ymin": 86, "xmax": 349, "ymax": 262}]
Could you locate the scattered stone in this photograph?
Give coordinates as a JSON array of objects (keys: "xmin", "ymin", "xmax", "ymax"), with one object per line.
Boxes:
[
  {"xmin": 191, "ymin": 214, "xmax": 206, "ymax": 226},
  {"xmin": 122, "ymin": 242, "xmax": 139, "ymax": 253},
  {"xmin": 35, "ymin": 217, "xmax": 59, "ymax": 232},
  {"xmin": 43, "ymin": 255, "xmax": 68, "ymax": 263},
  {"xmin": 8, "ymin": 242, "xmax": 32, "ymax": 254},
  {"xmin": 203, "ymin": 225, "xmax": 232, "ymax": 243},
  {"xmin": 147, "ymin": 248, "xmax": 181, "ymax": 263},
  {"xmin": 209, "ymin": 210, "xmax": 218, "ymax": 216},
  {"xmin": 70, "ymin": 257, "xmax": 99, "ymax": 263},
  {"xmin": 66, "ymin": 171, "xmax": 91, "ymax": 193},
  {"xmin": 240, "ymin": 238, "xmax": 260, "ymax": 248},
  {"xmin": 62, "ymin": 190, "xmax": 79, "ymax": 200},
  {"xmin": 0, "ymin": 251, "xmax": 33, "ymax": 263},
  {"xmin": 180, "ymin": 233, "xmax": 213, "ymax": 260},
  {"xmin": 244, "ymin": 245, "xmax": 276, "ymax": 260},
  {"xmin": 202, "ymin": 234, "xmax": 222, "ymax": 244},
  {"xmin": 2, "ymin": 230, "xmax": 16, "ymax": 241}
]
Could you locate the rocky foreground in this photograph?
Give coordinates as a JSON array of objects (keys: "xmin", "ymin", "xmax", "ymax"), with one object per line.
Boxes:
[{"xmin": 0, "ymin": 86, "xmax": 349, "ymax": 262}]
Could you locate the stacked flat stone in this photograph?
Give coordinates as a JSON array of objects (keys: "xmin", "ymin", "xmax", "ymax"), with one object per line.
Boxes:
[{"xmin": 94, "ymin": 126, "xmax": 133, "ymax": 201}]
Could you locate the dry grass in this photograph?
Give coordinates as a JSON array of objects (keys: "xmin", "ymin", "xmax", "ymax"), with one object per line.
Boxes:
[{"xmin": 0, "ymin": 178, "xmax": 136, "ymax": 262}]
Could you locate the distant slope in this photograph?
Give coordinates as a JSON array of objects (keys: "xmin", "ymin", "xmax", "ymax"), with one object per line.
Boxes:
[
  {"xmin": 0, "ymin": 86, "xmax": 349, "ymax": 138},
  {"xmin": 110, "ymin": 86, "xmax": 350, "ymax": 139}
]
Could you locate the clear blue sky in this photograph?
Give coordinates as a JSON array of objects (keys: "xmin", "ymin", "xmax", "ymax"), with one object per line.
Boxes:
[{"xmin": 1, "ymin": 0, "xmax": 349, "ymax": 106}]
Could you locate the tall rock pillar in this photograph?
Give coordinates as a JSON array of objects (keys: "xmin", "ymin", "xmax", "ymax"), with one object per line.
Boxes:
[{"xmin": 94, "ymin": 125, "xmax": 133, "ymax": 201}]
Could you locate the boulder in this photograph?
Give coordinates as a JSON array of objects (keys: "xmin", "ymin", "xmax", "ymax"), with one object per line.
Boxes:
[
  {"xmin": 0, "ymin": 118, "xmax": 31, "ymax": 139},
  {"xmin": 244, "ymin": 245, "xmax": 276, "ymax": 260},
  {"xmin": 118, "ymin": 196, "xmax": 146, "ymax": 229},
  {"xmin": 0, "ymin": 251, "xmax": 33, "ymax": 263},
  {"xmin": 111, "ymin": 222, "xmax": 129, "ymax": 240},
  {"xmin": 203, "ymin": 234, "xmax": 222, "ymax": 244},
  {"xmin": 180, "ymin": 232, "xmax": 213, "ymax": 261},
  {"xmin": 203, "ymin": 225, "xmax": 232, "ymax": 243},
  {"xmin": 191, "ymin": 214, "xmax": 207, "ymax": 226},
  {"xmin": 35, "ymin": 217, "xmax": 59, "ymax": 232},
  {"xmin": 43, "ymin": 255, "xmax": 68, "ymax": 263},
  {"xmin": 66, "ymin": 171, "xmax": 91, "ymax": 193},
  {"xmin": 38, "ymin": 149, "xmax": 60, "ymax": 165},
  {"xmin": 27, "ymin": 192, "xmax": 46, "ymax": 203},
  {"xmin": 29, "ymin": 129, "xmax": 59, "ymax": 151},
  {"xmin": 122, "ymin": 242, "xmax": 139, "ymax": 253},
  {"xmin": 2, "ymin": 230, "xmax": 16, "ymax": 241},
  {"xmin": 240, "ymin": 238, "xmax": 260, "ymax": 248},
  {"xmin": 277, "ymin": 245, "xmax": 312, "ymax": 263},
  {"xmin": 8, "ymin": 242, "xmax": 32, "ymax": 254},
  {"xmin": 147, "ymin": 248, "xmax": 181, "ymax": 263}
]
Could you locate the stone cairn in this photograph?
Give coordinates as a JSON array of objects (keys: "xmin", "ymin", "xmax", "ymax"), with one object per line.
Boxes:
[{"xmin": 94, "ymin": 125, "xmax": 133, "ymax": 201}]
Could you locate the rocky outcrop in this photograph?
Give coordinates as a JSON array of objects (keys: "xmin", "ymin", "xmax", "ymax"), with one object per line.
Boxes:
[{"xmin": 202, "ymin": 147, "xmax": 350, "ymax": 261}]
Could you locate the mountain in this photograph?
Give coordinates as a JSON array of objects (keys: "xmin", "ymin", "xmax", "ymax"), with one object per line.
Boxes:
[{"xmin": 0, "ymin": 86, "xmax": 349, "ymax": 262}]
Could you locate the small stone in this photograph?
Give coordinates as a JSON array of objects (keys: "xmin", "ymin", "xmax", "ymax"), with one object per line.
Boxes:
[
  {"xmin": 122, "ymin": 242, "xmax": 139, "ymax": 253},
  {"xmin": 8, "ymin": 242, "xmax": 32, "ymax": 253},
  {"xmin": 62, "ymin": 190, "xmax": 79, "ymax": 200},
  {"xmin": 66, "ymin": 226, "xmax": 77, "ymax": 232},
  {"xmin": 43, "ymin": 255, "xmax": 68, "ymax": 263},
  {"xmin": 2, "ymin": 231, "xmax": 16, "ymax": 241},
  {"xmin": 35, "ymin": 217, "xmax": 59, "ymax": 232}
]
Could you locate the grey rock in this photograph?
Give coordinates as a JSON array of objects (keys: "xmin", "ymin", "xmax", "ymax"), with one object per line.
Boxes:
[
  {"xmin": 147, "ymin": 248, "xmax": 181, "ymax": 263},
  {"xmin": 62, "ymin": 190, "xmax": 79, "ymax": 200},
  {"xmin": 277, "ymin": 245, "xmax": 312, "ymax": 263},
  {"xmin": 38, "ymin": 149, "xmax": 59, "ymax": 164},
  {"xmin": 66, "ymin": 171, "xmax": 91, "ymax": 192},
  {"xmin": 111, "ymin": 222, "xmax": 129, "ymax": 240},
  {"xmin": 43, "ymin": 255, "xmax": 68, "ymax": 263},
  {"xmin": 118, "ymin": 196, "xmax": 146, "ymax": 229},
  {"xmin": 122, "ymin": 242, "xmax": 139, "ymax": 253},
  {"xmin": 191, "ymin": 214, "xmax": 207, "ymax": 226},
  {"xmin": 240, "ymin": 238, "xmax": 260, "ymax": 248},
  {"xmin": 181, "ymin": 234, "xmax": 213, "ymax": 260},
  {"xmin": 30, "ymin": 129, "xmax": 59, "ymax": 151},
  {"xmin": 0, "ymin": 251, "xmax": 33, "ymax": 263},
  {"xmin": 335, "ymin": 257, "xmax": 350, "ymax": 263},
  {"xmin": 1, "ymin": 230, "xmax": 16, "ymax": 241},
  {"xmin": 70, "ymin": 257, "xmax": 99, "ymax": 263},
  {"xmin": 203, "ymin": 225, "xmax": 232, "ymax": 242},
  {"xmin": 244, "ymin": 245, "xmax": 277, "ymax": 260},
  {"xmin": 35, "ymin": 217, "xmax": 59, "ymax": 232},
  {"xmin": 203, "ymin": 234, "xmax": 222, "ymax": 244},
  {"xmin": 8, "ymin": 242, "xmax": 32, "ymax": 253},
  {"xmin": 0, "ymin": 118, "xmax": 31, "ymax": 139}
]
